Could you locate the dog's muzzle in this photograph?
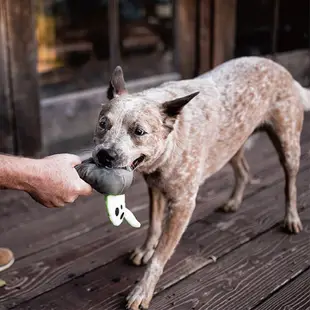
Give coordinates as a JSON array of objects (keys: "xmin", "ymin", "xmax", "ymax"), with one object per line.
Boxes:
[
  {"xmin": 95, "ymin": 148, "xmax": 145, "ymax": 171},
  {"xmin": 96, "ymin": 149, "xmax": 116, "ymax": 169}
]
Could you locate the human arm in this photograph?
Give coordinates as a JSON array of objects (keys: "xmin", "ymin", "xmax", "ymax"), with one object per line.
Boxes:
[{"xmin": 0, "ymin": 153, "xmax": 92, "ymax": 207}]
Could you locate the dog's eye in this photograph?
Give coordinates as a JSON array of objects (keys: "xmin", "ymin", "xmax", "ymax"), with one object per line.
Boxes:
[
  {"xmin": 99, "ymin": 117, "xmax": 110, "ymax": 130},
  {"xmin": 135, "ymin": 127, "xmax": 147, "ymax": 136}
]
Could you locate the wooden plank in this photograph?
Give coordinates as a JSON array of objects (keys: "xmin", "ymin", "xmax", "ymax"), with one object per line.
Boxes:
[
  {"xmin": 151, "ymin": 208, "xmax": 310, "ymax": 310},
  {"xmin": 0, "ymin": 175, "xmax": 149, "ymax": 259},
  {"xmin": 7, "ymin": 158, "xmax": 310, "ymax": 309},
  {"xmin": 175, "ymin": 0, "xmax": 198, "ymax": 78},
  {"xmin": 0, "ymin": 0, "xmax": 14, "ymax": 154},
  {"xmin": 254, "ymin": 267, "xmax": 310, "ymax": 310},
  {"xmin": 212, "ymin": 0, "xmax": 237, "ymax": 67},
  {"xmin": 1, "ymin": 117, "xmax": 310, "ymax": 308},
  {"xmin": 198, "ymin": 0, "xmax": 212, "ymax": 74},
  {"xmin": 5, "ymin": 0, "xmax": 42, "ymax": 157}
]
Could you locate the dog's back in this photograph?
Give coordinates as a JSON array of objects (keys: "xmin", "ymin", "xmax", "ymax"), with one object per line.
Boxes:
[{"xmin": 148, "ymin": 57, "xmax": 305, "ymax": 179}]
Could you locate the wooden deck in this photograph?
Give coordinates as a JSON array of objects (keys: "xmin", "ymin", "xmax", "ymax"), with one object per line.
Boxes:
[{"xmin": 1, "ymin": 115, "xmax": 310, "ymax": 310}]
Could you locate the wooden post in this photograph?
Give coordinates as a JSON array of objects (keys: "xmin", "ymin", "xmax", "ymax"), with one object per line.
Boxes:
[
  {"xmin": 271, "ymin": 0, "xmax": 280, "ymax": 57},
  {"xmin": 212, "ymin": 0, "xmax": 237, "ymax": 67},
  {"xmin": 108, "ymin": 0, "xmax": 121, "ymax": 72},
  {"xmin": 0, "ymin": 0, "xmax": 14, "ymax": 154},
  {"xmin": 175, "ymin": 0, "xmax": 198, "ymax": 79},
  {"xmin": 197, "ymin": 0, "xmax": 212, "ymax": 74},
  {"xmin": 4, "ymin": 0, "xmax": 42, "ymax": 157}
]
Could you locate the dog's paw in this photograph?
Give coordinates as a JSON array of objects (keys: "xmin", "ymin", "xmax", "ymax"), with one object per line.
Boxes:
[
  {"xmin": 129, "ymin": 247, "xmax": 154, "ymax": 266},
  {"xmin": 220, "ymin": 199, "xmax": 240, "ymax": 213},
  {"xmin": 126, "ymin": 282, "xmax": 153, "ymax": 310},
  {"xmin": 283, "ymin": 213, "xmax": 303, "ymax": 234}
]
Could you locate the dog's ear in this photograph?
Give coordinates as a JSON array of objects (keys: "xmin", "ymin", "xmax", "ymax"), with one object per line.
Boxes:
[
  {"xmin": 107, "ymin": 66, "xmax": 127, "ymax": 100},
  {"xmin": 161, "ymin": 92, "xmax": 199, "ymax": 130}
]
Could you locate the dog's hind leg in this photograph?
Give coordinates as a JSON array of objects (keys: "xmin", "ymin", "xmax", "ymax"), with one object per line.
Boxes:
[
  {"xmin": 266, "ymin": 97, "xmax": 303, "ymax": 234},
  {"xmin": 221, "ymin": 147, "xmax": 251, "ymax": 212},
  {"xmin": 130, "ymin": 187, "xmax": 166, "ymax": 266}
]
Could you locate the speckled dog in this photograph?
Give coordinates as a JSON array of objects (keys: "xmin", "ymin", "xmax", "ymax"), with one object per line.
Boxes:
[{"xmin": 93, "ymin": 56, "xmax": 310, "ymax": 310}]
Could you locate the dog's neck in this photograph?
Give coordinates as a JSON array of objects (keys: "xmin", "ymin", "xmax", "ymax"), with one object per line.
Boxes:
[
  {"xmin": 139, "ymin": 116, "xmax": 185, "ymax": 175},
  {"xmin": 135, "ymin": 82, "xmax": 199, "ymax": 175}
]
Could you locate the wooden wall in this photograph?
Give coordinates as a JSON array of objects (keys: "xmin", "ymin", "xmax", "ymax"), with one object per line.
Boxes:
[
  {"xmin": 176, "ymin": 0, "xmax": 237, "ymax": 78},
  {"xmin": 0, "ymin": 0, "xmax": 42, "ymax": 157},
  {"xmin": 0, "ymin": 0, "xmax": 14, "ymax": 154}
]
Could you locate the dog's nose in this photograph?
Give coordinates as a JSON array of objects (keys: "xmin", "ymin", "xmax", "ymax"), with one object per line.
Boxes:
[{"xmin": 96, "ymin": 149, "xmax": 116, "ymax": 168}]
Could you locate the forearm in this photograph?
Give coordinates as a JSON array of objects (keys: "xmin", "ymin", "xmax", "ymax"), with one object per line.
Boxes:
[
  {"xmin": 0, "ymin": 154, "xmax": 38, "ymax": 191},
  {"xmin": 0, "ymin": 153, "xmax": 91, "ymax": 208}
]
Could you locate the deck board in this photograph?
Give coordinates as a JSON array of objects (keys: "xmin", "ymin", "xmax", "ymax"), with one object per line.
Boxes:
[
  {"xmin": 254, "ymin": 267, "xmax": 310, "ymax": 310},
  {"xmin": 150, "ymin": 208, "xmax": 310, "ymax": 310},
  {"xmin": 7, "ymin": 146, "xmax": 310, "ymax": 310},
  {"xmin": 0, "ymin": 114, "xmax": 310, "ymax": 309}
]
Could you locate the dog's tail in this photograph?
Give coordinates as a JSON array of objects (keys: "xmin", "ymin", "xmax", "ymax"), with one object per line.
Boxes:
[{"xmin": 294, "ymin": 80, "xmax": 310, "ymax": 111}]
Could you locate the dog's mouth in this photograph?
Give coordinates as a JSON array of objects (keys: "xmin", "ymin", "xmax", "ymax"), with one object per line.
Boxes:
[
  {"xmin": 129, "ymin": 155, "xmax": 145, "ymax": 171},
  {"xmin": 98, "ymin": 155, "xmax": 145, "ymax": 171}
]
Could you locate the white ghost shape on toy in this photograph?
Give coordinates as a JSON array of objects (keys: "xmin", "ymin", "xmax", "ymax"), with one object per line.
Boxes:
[{"xmin": 105, "ymin": 194, "xmax": 141, "ymax": 228}]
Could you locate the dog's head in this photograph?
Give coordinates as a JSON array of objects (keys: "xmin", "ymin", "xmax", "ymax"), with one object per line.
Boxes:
[{"xmin": 93, "ymin": 66, "xmax": 199, "ymax": 172}]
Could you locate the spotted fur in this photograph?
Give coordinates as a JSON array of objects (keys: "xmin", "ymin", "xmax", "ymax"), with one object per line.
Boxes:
[{"xmin": 93, "ymin": 56, "xmax": 309, "ymax": 310}]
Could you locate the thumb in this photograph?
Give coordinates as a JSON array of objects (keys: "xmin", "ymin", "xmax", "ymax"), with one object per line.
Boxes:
[
  {"xmin": 77, "ymin": 179, "xmax": 93, "ymax": 196},
  {"xmin": 65, "ymin": 154, "xmax": 82, "ymax": 167}
]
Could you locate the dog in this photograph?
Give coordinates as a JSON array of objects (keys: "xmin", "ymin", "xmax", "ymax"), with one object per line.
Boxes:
[{"xmin": 92, "ymin": 56, "xmax": 310, "ymax": 309}]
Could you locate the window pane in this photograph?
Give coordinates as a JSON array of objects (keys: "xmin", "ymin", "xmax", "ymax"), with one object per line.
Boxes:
[
  {"xmin": 36, "ymin": 0, "xmax": 110, "ymax": 99},
  {"xmin": 36, "ymin": 0, "xmax": 175, "ymax": 100},
  {"xmin": 117, "ymin": 0, "xmax": 175, "ymax": 80}
]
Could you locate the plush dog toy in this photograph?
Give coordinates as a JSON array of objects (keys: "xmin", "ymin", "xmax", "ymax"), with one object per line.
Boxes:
[{"xmin": 75, "ymin": 158, "xmax": 141, "ymax": 228}]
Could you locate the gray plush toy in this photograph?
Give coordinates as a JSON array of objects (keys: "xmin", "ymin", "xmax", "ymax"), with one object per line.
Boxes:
[{"xmin": 75, "ymin": 158, "xmax": 141, "ymax": 228}]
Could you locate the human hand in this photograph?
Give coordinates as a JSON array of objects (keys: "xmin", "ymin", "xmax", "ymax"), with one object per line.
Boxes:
[{"xmin": 25, "ymin": 154, "xmax": 92, "ymax": 208}]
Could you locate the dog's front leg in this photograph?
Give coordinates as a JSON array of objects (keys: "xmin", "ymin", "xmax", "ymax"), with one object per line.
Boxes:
[
  {"xmin": 126, "ymin": 196, "xmax": 196, "ymax": 310},
  {"xmin": 130, "ymin": 187, "xmax": 166, "ymax": 265}
]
